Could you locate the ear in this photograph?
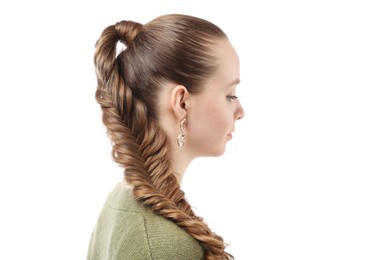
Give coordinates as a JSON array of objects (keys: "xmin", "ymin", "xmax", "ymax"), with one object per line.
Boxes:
[{"xmin": 170, "ymin": 85, "xmax": 189, "ymax": 120}]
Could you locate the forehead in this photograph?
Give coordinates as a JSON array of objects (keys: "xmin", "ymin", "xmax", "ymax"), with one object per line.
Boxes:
[
  {"xmin": 204, "ymin": 39, "xmax": 240, "ymax": 89},
  {"xmin": 214, "ymin": 39, "xmax": 240, "ymax": 73}
]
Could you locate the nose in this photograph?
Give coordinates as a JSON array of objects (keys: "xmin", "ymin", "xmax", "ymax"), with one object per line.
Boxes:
[{"xmin": 235, "ymin": 101, "xmax": 245, "ymax": 120}]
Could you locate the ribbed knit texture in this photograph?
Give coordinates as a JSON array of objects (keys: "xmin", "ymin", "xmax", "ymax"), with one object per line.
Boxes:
[{"xmin": 87, "ymin": 183, "xmax": 204, "ymax": 260}]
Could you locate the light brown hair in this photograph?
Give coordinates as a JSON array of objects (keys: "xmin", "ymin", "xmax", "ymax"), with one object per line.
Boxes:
[{"xmin": 94, "ymin": 14, "xmax": 233, "ymax": 259}]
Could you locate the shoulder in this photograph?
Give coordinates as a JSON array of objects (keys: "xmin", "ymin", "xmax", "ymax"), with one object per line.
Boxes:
[
  {"xmin": 88, "ymin": 183, "xmax": 203, "ymax": 260},
  {"xmin": 87, "ymin": 184, "xmax": 153, "ymax": 259},
  {"xmin": 142, "ymin": 210, "xmax": 204, "ymax": 259}
]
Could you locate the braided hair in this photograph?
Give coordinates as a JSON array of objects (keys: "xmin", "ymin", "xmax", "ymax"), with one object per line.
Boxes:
[{"xmin": 93, "ymin": 14, "xmax": 233, "ymax": 259}]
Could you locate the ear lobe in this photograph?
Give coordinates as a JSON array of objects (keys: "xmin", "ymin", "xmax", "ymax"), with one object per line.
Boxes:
[{"xmin": 170, "ymin": 85, "xmax": 189, "ymax": 119}]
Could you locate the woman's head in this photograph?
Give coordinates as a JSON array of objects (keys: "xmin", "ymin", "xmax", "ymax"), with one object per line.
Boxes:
[
  {"xmin": 94, "ymin": 14, "xmax": 240, "ymax": 259},
  {"xmin": 112, "ymin": 14, "xmax": 227, "ymax": 117},
  {"xmin": 95, "ymin": 13, "xmax": 244, "ymax": 160}
]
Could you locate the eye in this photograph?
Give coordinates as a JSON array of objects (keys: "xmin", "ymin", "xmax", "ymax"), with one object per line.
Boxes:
[{"xmin": 226, "ymin": 95, "xmax": 238, "ymax": 102}]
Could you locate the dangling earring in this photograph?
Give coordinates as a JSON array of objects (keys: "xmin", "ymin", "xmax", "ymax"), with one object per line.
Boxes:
[{"xmin": 177, "ymin": 118, "xmax": 187, "ymax": 147}]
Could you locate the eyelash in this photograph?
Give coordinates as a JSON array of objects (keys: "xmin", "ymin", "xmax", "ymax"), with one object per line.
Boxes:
[{"xmin": 226, "ymin": 95, "xmax": 238, "ymax": 102}]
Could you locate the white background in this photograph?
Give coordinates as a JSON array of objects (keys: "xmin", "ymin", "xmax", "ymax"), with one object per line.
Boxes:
[{"xmin": 0, "ymin": 0, "xmax": 389, "ymax": 259}]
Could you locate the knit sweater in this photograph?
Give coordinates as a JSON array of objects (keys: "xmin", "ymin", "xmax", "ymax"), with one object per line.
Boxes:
[{"xmin": 87, "ymin": 183, "xmax": 204, "ymax": 260}]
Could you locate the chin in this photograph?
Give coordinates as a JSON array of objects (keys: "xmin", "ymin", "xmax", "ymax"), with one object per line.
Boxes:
[
  {"xmin": 194, "ymin": 142, "xmax": 227, "ymax": 157},
  {"xmin": 209, "ymin": 146, "xmax": 227, "ymax": 157}
]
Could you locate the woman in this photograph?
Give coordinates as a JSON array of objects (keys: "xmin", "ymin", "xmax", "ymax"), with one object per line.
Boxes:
[{"xmin": 87, "ymin": 14, "xmax": 245, "ymax": 260}]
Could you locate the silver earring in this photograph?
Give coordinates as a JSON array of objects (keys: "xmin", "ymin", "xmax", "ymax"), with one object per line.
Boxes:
[{"xmin": 177, "ymin": 118, "xmax": 187, "ymax": 147}]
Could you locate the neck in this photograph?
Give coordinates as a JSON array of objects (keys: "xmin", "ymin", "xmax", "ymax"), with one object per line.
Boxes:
[{"xmin": 170, "ymin": 145, "xmax": 193, "ymax": 185}]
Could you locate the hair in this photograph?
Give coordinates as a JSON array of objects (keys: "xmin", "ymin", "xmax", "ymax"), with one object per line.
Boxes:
[{"xmin": 93, "ymin": 14, "xmax": 232, "ymax": 259}]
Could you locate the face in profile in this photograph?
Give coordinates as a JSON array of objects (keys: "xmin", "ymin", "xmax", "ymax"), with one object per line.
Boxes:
[{"xmin": 186, "ymin": 39, "xmax": 245, "ymax": 157}]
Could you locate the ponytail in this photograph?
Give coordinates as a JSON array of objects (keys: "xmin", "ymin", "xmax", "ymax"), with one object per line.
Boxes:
[{"xmin": 93, "ymin": 15, "xmax": 233, "ymax": 259}]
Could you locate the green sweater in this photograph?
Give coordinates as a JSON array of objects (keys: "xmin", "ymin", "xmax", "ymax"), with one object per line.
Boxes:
[{"xmin": 87, "ymin": 183, "xmax": 204, "ymax": 260}]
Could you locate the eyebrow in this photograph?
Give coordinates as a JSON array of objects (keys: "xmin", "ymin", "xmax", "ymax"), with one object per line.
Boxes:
[{"xmin": 226, "ymin": 79, "xmax": 240, "ymax": 87}]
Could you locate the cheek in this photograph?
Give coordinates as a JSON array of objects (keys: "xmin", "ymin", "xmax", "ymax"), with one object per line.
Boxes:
[
  {"xmin": 189, "ymin": 100, "xmax": 232, "ymax": 138},
  {"xmin": 187, "ymin": 103, "xmax": 232, "ymax": 156},
  {"xmin": 209, "ymin": 107, "xmax": 231, "ymax": 131}
]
